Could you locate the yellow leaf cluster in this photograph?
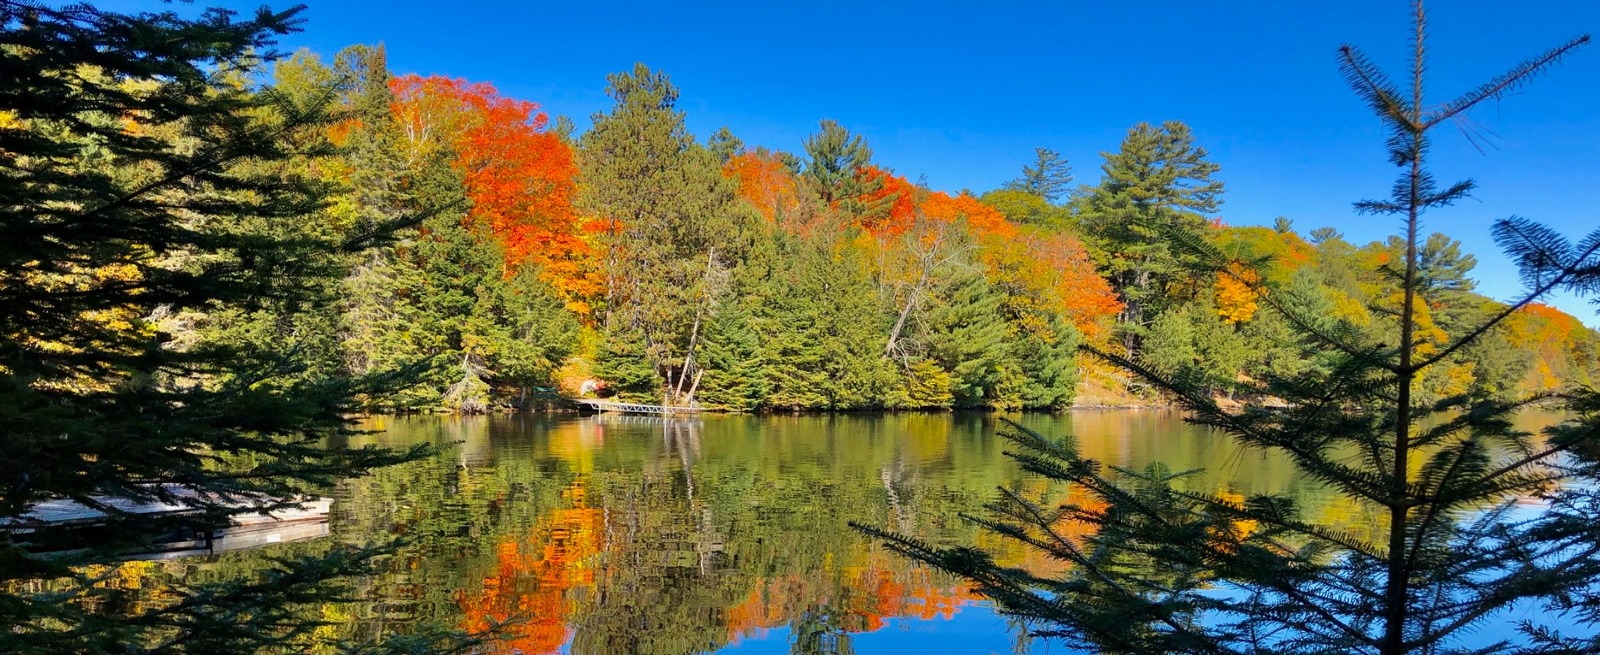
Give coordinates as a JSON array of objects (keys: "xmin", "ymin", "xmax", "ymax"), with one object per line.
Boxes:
[{"xmin": 1214, "ymin": 264, "xmax": 1261, "ymax": 324}]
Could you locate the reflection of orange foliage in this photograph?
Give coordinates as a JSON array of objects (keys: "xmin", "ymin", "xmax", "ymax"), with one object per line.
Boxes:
[
  {"xmin": 1210, "ymin": 489, "xmax": 1258, "ymax": 553},
  {"xmin": 390, "ymin": 75, "xmax": 600, "ymax": 313},
  {"xmin": 457, "ymin": 484, "xmax": 603, "ymax": 654},
  {"xmin": 724, "ymin": 151, "xmax": 803, "ymax": 224}
]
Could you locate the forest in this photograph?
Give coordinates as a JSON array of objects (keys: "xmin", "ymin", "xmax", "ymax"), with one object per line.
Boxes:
[{"xmin": 194, "ymin": 47, "xmax": 1595, "ymax": 413}]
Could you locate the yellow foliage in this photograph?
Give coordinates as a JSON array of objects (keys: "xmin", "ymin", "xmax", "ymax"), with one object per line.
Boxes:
[
  {"xmin": 1213, "ymin": 264, "xmax": 1261, "ymax": 324},
  {"xmin": 1328, "ymin": 289, "xmax": 1371, "ymax": 326}
]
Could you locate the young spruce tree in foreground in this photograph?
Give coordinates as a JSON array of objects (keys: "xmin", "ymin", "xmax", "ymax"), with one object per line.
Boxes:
[
  {"xmin": 864, "ymin": 3, "xmax": 1600, "ymax": 653},
  {"xmin": 0, "ymin": 3, "xmax": 463, "ymax": 653}
]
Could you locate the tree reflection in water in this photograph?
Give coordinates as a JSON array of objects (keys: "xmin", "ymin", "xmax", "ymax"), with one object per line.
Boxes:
[{"xmin": 45, "ymin": 411, "xmax": 1343, "ymax": 654}]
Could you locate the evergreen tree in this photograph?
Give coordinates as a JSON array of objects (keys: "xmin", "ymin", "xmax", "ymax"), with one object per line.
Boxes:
[
  {"xmin": 802, "ymin": 119, "xmax": 874, "ymax": 204},
  {"xmin": 1002, "ymin": 147, "xmax": 1073, "ymax": 203},
  {"xmin": 1005, "ymin": 310, "xmax": 1082, "ymax": 409},
  {"xmin": 578, "ymin": 64, "xmax": 750, "ymax": 405},
  {"xmin": 920, "ymin": 264, "xmax": 1011, "ymax": 407},
  {"xmin": 706, "ymin": 125, "xmax": 744, "ymax": 163},
  {"xmin": 693, "ymin": 298, "xmax": 767, "ymax": 410},
  {"xmin": 1080, "ymin": 120, "xmax": 1224, "ymax": 354},
  {"xmin": 863, "ymin": 6, "xmax": 1600, "ymax": 654},
  {"xmin": 1141, "ymin": 298, "xmax": 1250, "ymax": 396},
  {"xmin": 754, "ymin": 234, "xmax": 891, "ymax": 410},
  {"xmin": 0, "ymin": 4, "xmax": 460, "ymax": 653},
  {"xmin": 801, "ymin": 119, "xmax": 896, "ymax": 222}
]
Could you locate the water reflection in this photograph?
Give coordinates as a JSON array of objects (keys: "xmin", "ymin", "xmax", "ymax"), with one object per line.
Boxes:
[
  {"xmin": 81, "ymin": 411, "xmax": 1352, "ymax": 653},
  {"xmin": 326, "ymin": 411, "xmax": 1305, "ymax": 654}
]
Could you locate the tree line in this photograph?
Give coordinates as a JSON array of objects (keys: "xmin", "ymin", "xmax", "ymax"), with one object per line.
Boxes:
[{"xmin": 234, "ymin": 48, "xmax": 1597, "ymax": 413}]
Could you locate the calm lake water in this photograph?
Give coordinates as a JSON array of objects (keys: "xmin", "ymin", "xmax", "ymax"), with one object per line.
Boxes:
[
  {"xmin": 306, "ymin": 410, "xmax": 1336, "ymax": 655},
  {"xmin": 91, "ymin": 409, "xmax": 1573, "ymax": 652}
]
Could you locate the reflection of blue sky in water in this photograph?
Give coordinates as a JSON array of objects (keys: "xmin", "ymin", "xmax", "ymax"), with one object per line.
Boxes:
[{"xmin": 711, "ymin": 602, "xmax": 1072, "ymax": 655}]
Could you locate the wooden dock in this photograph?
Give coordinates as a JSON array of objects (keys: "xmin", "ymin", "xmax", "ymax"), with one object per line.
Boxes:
[
  {"xmin": 4, "ymin": 486, "xmax": 333, "ymax": 559},
  {"xmin": 574, "ymin": 399, "xmax": 705, "ymax": 415}
]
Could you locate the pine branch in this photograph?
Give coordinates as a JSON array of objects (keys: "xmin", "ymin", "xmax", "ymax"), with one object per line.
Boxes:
[{"xmin": 1423, "ymin": 35, "xmax": 1591, "ymax": 130}]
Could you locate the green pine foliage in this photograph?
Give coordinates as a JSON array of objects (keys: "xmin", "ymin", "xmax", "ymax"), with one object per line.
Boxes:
[
  {"xmin": 1002, "ymin": 147, "xmax": 1074, "ymax": 203},
  {"xmin": 0, "ymin": 4, "xmax": 464, "ymax": 653},
  {"xmin": 921, "ymin": 264, "xmax": 1012, "ymax": 408},
  {"xmin": 1079, "ymin": 120, "xmax": 1224, "ymax": 352},
  {"xmin": 1006, "ymin": 311, "xmax": 1082, "ymax": 409},
  {"xmin": 578, "ymin": 63, "xmax": 754, "ymax": 406}
]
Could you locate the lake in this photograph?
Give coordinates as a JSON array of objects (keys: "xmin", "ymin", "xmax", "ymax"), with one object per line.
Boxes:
[{"xmin": 289, "ymin": 410, "xmax": 1335, "ymax": 654}]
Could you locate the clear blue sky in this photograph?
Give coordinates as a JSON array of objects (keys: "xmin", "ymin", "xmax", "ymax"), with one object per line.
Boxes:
[{"xmin": 110, "ymin": 0, "xmax": 1600, "ymax": 320}]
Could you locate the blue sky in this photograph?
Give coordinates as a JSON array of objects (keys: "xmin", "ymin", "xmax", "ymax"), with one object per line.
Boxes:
[{"xmin": 110, "ymin": 0, "xmax": 1600, "ymax": 319}]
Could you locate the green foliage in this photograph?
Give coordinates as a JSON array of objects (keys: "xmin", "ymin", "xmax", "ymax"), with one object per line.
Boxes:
[
  {"xmin": 593, "ymin": 322, "xmax": 662, "ymax": 402},
  {"xmin": 1006, "ymin": 311, "xmax": 1082, "ymax": 410},
  {"xmin": 1142, "ymin": 298, "xmax": 1248, "ymax": 395},
  {"xmin": 0, "ymin": 4, "xmax": 457, "ymax": 653},
  {"xmin": 1079, "ymin": 120, "xmax": 1225, "ymax": 349},
  {"xmin": 801, "ymin": 119, "xmax": 897, "ymax": 222},
  {"xmin": 978, "ymin": 188, "xmax": 1074, "ymax": 232},
  {"xmin": 694, "ymin": 300, "xmax": 767, "ymax": 411},
  {"xmin": 754, "ymin": 235, "xmax": 891, "ymax": 410},
  {"xmin": 579, "ymin": 64, "xmax": 751, "ymax": 405},
  {"xmin": 921, "ymin": 265, "xmax": 1011, "ymax": 407},
  {"xmin": 1002, "ymin": 147, "xmax": 1074, "ymax": 203}
]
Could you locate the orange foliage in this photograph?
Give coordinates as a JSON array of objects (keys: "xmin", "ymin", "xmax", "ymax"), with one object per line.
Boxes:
[
  {"xmin": 723, "ymin": 151, "xmax": 803, "ymax": 223},
  {"xmin": 457, "ymin": 484, "xmax": 602, "ymax": 654},
  {"xmin": 856, "ymin": 166, "xmax": 919, "ymax": 238},
  {"xmin": 984, "ymin": 228, "xmax": 1121, "ymax": 341},
  {"xmin": 918, "ymin": 190, "xmax": 1016, "ymax": 241},
  {"xmin": 390, "ymin": 75, "xmax": 600, "ymax": 312},
  {"xmin": 1034, "ymin": 232, "xmax": 1123, "ymax": 339},
  {"xmin": 1210, "ymin": 226, "xmax": 1314, "ymax": 284}
]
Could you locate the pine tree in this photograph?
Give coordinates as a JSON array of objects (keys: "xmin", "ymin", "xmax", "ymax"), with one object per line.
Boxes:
[
  {"xmin": 578, "ymin": 64, "xmax": 750, "ymax": 405},
  {"xmin": 802, "ymin": 119, "xmax": 898, "ymax": 223},
  {"xmin": 1080, "ymin": 120, "xmax": 1224, "ymax": 355},
  {"xmin": 0, "ymin": 4, "xmax": 460, "ymax": 653},
  {"xmin": 921, "ymin": 263, "xmax": 1011, "ymax": 408},
  {"xmin": 1002, "ymin": 147, "xmax": 1073, "ymax": 203},
  {"xmin": 862, "ymin": 5, "xmax": 1600, "ymax": 654},
  {"xmin": 755, "ymin": 233, "xmax": 891, "ymax": 410}
]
